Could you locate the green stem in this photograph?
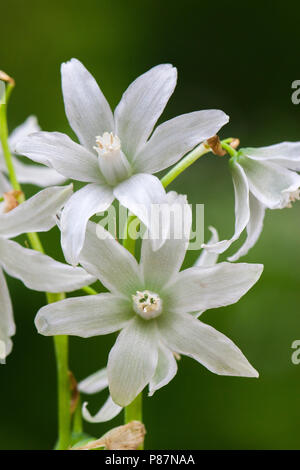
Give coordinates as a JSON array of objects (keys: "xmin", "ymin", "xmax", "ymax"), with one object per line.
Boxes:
[
  {"xmin": 73, "ymin": 396, "xmax": 83, "ymax": 435},
  {"xmin": 161, "ymin": 142, "xmax": 210, "ymax": 188},
  {"xmin": 122, "ymin": 214, "xmax": 143, "ymax": 448},
  {"xmin": 0, "ymin": 96, "xmax": 22, "ymax": 194},
  {"xmin": 124, "ymin": 393, "xmax": 143, "ymax": 424},
  {"xmin": 122, "ymin": 214, "xmax": 138, "ymax": 255},
  {"xmin": 81, "ymin": 285, "xmax": 98, "ymax": 295},
  {"xmin": 161, "ymin": 138, "xmax": 236, "ymax": 188},
  {"xmin": 221, "ymin": 141, "xmax": 238, "ymax": 158},
  {"xmin": 0, "ymin": 90, "xmax": 71, "ymax": 450}
]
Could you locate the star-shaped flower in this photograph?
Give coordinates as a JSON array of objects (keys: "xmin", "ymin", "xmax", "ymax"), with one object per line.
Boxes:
[
  {"xmin": 203, "ymin": 142, "xmax": 300, "ymax": 261},
  {"xmin": 0, "ymin": 185, "xmax": 96, "ymax": 360},
  {"xmin": 16, "ymin": 59, "xmax": 229, "ymax": 266},
  {"xmin": 35, "ymin": 192, "xmax": 262, "ymax": 407}
]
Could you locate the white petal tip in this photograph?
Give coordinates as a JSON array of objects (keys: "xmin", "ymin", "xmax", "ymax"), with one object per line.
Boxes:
[{"xmin": 35, "ymin": 314, "xmax": 49, "ymax": 335}]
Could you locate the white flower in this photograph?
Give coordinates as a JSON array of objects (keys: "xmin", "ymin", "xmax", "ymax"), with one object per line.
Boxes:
[
  {"xmin": 35, "ymin": 192, "xmax": 263, "ymax": 407},
  {"xmin": 78, "ymin": 225, "xmax": 221, "ymax": 423},
  {"xmin": 16, "ymin": 59, "xmax": 229, "ymax": 266},
  {"xmin": 0, "ymin": 185, "xmax": 96, "ymax": 360},
  {"xmin": 0, "ymin": 116, "xmax": 66, "ymax": 188},
  {"xmin": 203, "ymin": 142, "xmax": 300, "ymax": 261}
]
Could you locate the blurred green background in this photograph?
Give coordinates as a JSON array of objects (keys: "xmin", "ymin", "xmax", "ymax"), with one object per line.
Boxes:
[{"xmin": 1, "ymin": 0, "xmax": 300, "ymax": 449}]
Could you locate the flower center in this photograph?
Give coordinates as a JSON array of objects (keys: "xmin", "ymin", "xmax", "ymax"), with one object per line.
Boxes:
[
  {"xmin": 132, "ymin": 290, "xmax": 163, "ymax": 320},
  {"xmin": 94, "ymin": 132, "xmax": 131, "ymax": 185},
  {"xmin": 95, "ymin": 132, "xmax": 121, "ymax": 156}
]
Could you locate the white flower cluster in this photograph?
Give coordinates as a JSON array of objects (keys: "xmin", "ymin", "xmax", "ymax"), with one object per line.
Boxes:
[{"xmin": 1, "ymin": 60, "xmax": 300, "ymax": 426}]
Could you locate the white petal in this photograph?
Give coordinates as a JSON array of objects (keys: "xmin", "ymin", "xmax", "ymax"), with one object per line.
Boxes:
[
  {"xmin": 79, "ymin": 368, "xmax": 108, "ymax": 394},
  {"xmin": 0, "ymin": 173, "xmax": 10, "ymax": 194},
  {"xmin": 35, "ymin": 293, "xmax": 133, "ymax": 337},
  {"xmin": 202, "ymin": 162, "xmax": 250, "ymax": 254},
  {"xmin": 79, "ymin": 222, "xmax": 143, "ymax": 296},
  {"xmin": 16, "ymin": 131, "xmax": 104, "ymax": 183},
  {"xmin": 242, "ymin": 142, "xmax": 300, "ymax": 163},
  {"xmin": 82, "ymin": 396, "xmax": 122, "ymax": 423},
  {"xmin": 228, "ymin": 195, "xmax": 266, "ymax": 262},
  {"xmin": 148, "ymin": 343, "xmax": 177, "ymax": 396},
  {"xmin": 240, "ymin": 156, "xmax": 300, "ymax": 209},
  {"xmin": 0, "ymin": 185, "xmax": 73, "ymax": 238},
  {"xmin": 0, "ymin": 268, "xmax": 15, "ymax": 359},
  {"xmin": 0, "ymin": 238, "xmax": 95, "ymax": 292},
  {"xmin": 61, "ymin": 183, "xmax": 114, "ymax": 266},
  {"xmin": 159, "ymin": 312, "xmax": 258, "ymax": 377},
  {"xmin": 108, "ymin": 317, "xmax": 158, "ymax": 406},
  {"xmin": 134, "ymin": 110, "xmax": 229, "ymax": 173},
  {"xmin": 12, "ymin": 157, "xmax": 66, "ymax": 186},
  {"xmin": 166, "ymin": 262, "xmax": 263, "ymax": 313},
  {"xmin": 61, "ymin": 58, "xmax": 114, "ymax": 151},
  {"xmin": 195, "ymin": 226, "xmax": 219, "ymax": 267},
  {"xmin": 8, "ymin": 116, "xmax": 40, "ymax": 149},
  {"xmin": 140, "ymin": 191, "xmax": 191, "ymax": 291},
  {"xmin": 114, "ymin": 173, "xmax": 168, "ymax": 249},
  {"xmin": 114, "ymin": 64, "xmax": 177, "ymax": 159}
]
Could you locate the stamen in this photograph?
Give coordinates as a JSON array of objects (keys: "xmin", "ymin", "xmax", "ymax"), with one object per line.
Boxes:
[{"xmin": 132, "ymin": 290, "xmax": 163, "ymax": 320}]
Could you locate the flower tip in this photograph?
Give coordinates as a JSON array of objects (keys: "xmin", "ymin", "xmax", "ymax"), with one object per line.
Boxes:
[{"xmin": 35, "ymin": 314, "xmax": 49, "ymax": 335}]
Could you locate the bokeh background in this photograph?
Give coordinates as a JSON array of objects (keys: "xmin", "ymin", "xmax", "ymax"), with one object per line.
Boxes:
[{"xmin": 1, "ymin": 0, "xmax": 300, "ymax": 449}]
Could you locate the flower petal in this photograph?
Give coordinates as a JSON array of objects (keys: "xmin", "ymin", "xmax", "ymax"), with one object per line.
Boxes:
[
  {"xmin": 61, "ymin": 58, "xmax": 114, "ymax": 151},
  {"xmin": 82, "ymin": 396, "xmax": 122, "ymax": 423},
  {"xmin": 195, "ymin": 226, "xmax": 219, "ymax": 267},
  {"xmin": 61, "ymin": 183, "xmax": 114, "ymax": 266},
  {"xmin": 35, "ymin": 293, "xmax": 133, "ymax": 338},
  {"xmin": 12, "ymin": 157, "xmax": 66, "ymax": 186},
  {"xmin": 0, "ymin": 268, "xmax": 15, "ymax": 360},
  {"xmin": 79, "ymin": 222, "xmax": 143, "ymax": 296},
  {"xmin": 159, "ymin": 312, "xmax": 258, "ymax": 377},
  {"xmin": 16, "ymin": 131, "xmax": 104, "ymax": 183},
  {"xmin": 242, "ymin": 142, "xmax": 300, "ymax": 163},
  {"xmin": 0, "ymin": 173, "xmax": 10, "ymax": 194},
  {"xmin": 202, "ymin": 162, "xmax": 250, "ymax": 254},
  {"xmin": 134, "ymin": 110, "xmax": 229, "ymax": 173},
  {"xmin": 79, "ymin": 368, "xmax": 108, "ymax": 394},
  {"xmin": 8, "ymin": 115, "xmax": 40, "ymax": 149},
  {"xmin": 114, "ymin": 64, "xmax": 177, "ymax": 159},
  {"xmin": 140, "ymin": 191, "xmax": 191, "ymax": 291},
  {"xmin": 108, "ymin": 317, "xmax": 158, "ymax": 406},
  {"xmin": 0, "ymin": 238, "xmax": 96, "ymax": 292},
  {"xmin": 148, "ymin": 343, "xmax": 178, "ymax": 396},
  {"xmin": 228, "ymin": 194, "xmax": 266, "ymax": 262},
  {"xmin": 167, "ymin": 262, "xmax": 263, "ymax": 313},
  {"xmin": 240, "ymin": 156, "xmax": 300, "ymax": 209},
  {"xmin": 114, "ymin": 173, "xmax": 168, "ymax": 249},
  {"xmin": 0, "ymin": 185, "xmax": 73, "ymax": 238}
]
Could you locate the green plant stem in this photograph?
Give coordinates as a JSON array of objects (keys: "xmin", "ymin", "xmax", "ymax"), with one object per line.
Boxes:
[
  {"xmin": 81, "ymin": 285, "xmax": 98, "ymax": 295},
  {"xmin": 221, "ymin": 141, "xmax": 238, "ymax": 158},
  {"xmin": 0, "ymin": 96, "xmax": 22, "ymax": 195},
  {"xmin": 73, "ymin": 396, "xmax": 83, "ymax": 435},
  {"xmin": 0, "ymin": 92, "xmax": 71, "ymax": 450},
  {"xmin": 161, "ymin": 137, "xmax": 235, "ymax": 188},
  {"xmin": 161, "ymin": 142, "xmax": 210, "ymax": 188},
  {"xmin": 122, "ymin": 214, "xmax": 143, "ymax": 448},
  {"xmin": 124, "ymin": 393, "xmax": 143, "ymax": 424}
]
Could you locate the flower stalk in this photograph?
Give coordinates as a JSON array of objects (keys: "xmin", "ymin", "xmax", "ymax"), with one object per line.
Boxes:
[{"xmin": 0, "ymin": 84, "xmax": 71, "ymax": 449}]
